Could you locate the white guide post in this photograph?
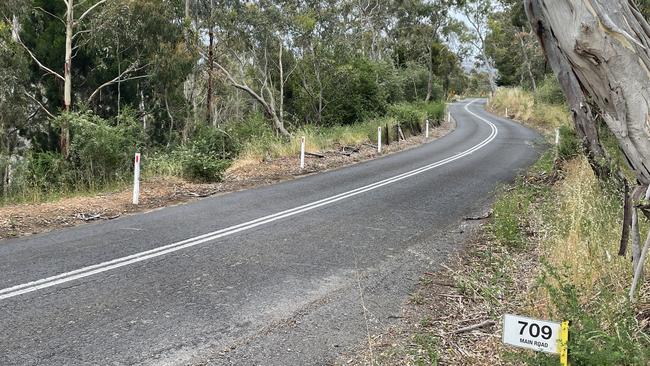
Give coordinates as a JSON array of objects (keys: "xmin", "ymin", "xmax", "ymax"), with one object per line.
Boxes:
[
  {"xmin": 505, "ymin": 107, "xmax": 508, "ymax": 118},
  {"xmin": 132, "ymin": 152, "xmax": 141, "ymax": 205},
  {"xmin": 447, "ymin": 112, "xmax": 451, "ymax": 124},
  {"xmin": 425, "ymin": 119, "xmax": 430, "ymax": 139},
  {"xmin": 300, "ymin": 136, "xmax": 306, "ymax": 169},
  {"xmin": 377, "ymin": 127, "xmax": 382, "ymax": 153},
  {"xmin": 555, "ymin": 128, "xmax": 560, "ymax": 145}
]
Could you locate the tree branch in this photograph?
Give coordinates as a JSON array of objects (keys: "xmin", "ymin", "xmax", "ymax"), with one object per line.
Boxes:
[
  {"xmin": 24, "ymin": 92, "xmax": 55, "ymax": 119},
  {"xmin": 76, "ymin": 0, "xmax": 107, "ymax": 24},
  {"xmin": 34, "ymin": 6, "xmax": 66, "ymax": 26},
  {"xmin": 14, "ymin": 32, "xmax": 64, "ymax": 81},
  {"xmin": 87, "ymin": 63, "xmax": 149, "ymax": 102}
]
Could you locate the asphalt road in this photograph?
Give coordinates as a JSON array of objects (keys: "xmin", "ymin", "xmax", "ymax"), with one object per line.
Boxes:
[{"xmin": 0, "ymin": 100, "xmax": 542, "ymax": 366}]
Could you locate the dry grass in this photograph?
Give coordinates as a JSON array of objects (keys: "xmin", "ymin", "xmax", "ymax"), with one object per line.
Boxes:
[
  {"xmin": 487, "ymin": 88, "xmax": 571, "ymax": 134},
  {"xmin": 233, "ymin": 118, "xmax": 395, "ymax": 169},
  {"xmin": 539, "ymin": 157, "xmax": 630, "ymax": 297}
]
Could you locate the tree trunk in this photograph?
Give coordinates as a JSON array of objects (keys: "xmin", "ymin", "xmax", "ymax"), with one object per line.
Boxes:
[
  {"xmin": 11, "ymin": 14, "xmax": 19, "ymax": 42},
  {"xmin": 425, "ymin": 44, "xmax": 433, "ymax": 102},
  {"xmin": 61, "ymin": 0, "xmax": 74, "ymax": 157},
  {"xmin": 207, "ymin": 25, "xmax": 214, "ymax": 125},
  {"xmin": 481, "ymin": 50, "xmax": 497, "ymax": 94},
  {"xmin": 518, "ymin": 30, "xmax": 537, "ymax": 92},
  {"xmin": 279, "ymin": 41, "xmax": 284, "ymax": 125},
  {"xmin": 3, "ymin": 162, "xmax": 10, "ymax": 197},
  {"xmin": 139, "ymin": 87, "xmax": 147, "ymax": 130},
  {"xmin": 525, "ymin": 0, "xmax": 650, "ymax": 185}
]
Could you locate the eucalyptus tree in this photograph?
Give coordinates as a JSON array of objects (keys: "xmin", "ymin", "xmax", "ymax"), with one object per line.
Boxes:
[
  {"xmin": 8, "ymin": 0, "xmax": 156, "ymax": 156},
  {"xmin": 0, "ymin": 21, "xmax": 30, "ymax": 194},
  {"xmin": 208, "ymin": 0, "xmax": 296, "ymax": 136},
  {"xmin": 524, "ymin": 0, "xmax": 650, "ymax": 300},
  {"xmin": 462, "ymin": 0, "xmax": 497, "ymax": 93},
  {"xmin": 391, "ymin": 0, "xmax": 463, "ymax": 101}
]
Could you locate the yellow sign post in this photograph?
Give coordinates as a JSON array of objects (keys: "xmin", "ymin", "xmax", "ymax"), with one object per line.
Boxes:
[{"xmin": 559, "ymin": 320, "xmax": 569, "ymax": 366}]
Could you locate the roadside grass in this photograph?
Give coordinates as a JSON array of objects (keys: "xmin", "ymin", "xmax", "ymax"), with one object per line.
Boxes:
[
  {"xmin": 457, "ymin": 148, "xmax": 649, "ymax": 365},
  {"xmin": 504, "ymin": 155, "xmax": 650, "ymax": 365},
  {"xmin": 230, "ymin": 101, "xmax": 446, "ymax": 169},
  {"xmin": 487, "ymin": 87, "xmax": 571, "ymax": 134},
  {"xmin": 1, "ymin": 178, "xmax": 128, "ymax": 206},
  {"xmin": 485, "ymin": 87, "xmax": 650, "ymax": 363}
]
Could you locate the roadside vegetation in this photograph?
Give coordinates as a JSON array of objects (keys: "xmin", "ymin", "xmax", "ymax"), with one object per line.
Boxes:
[
  {"xmin": 0, "ymin": 1, "xmax": 474, "ymax": 206},
  {"xmin": 346, "ymin": 83, "xmax": 650, "ymax": 365}
]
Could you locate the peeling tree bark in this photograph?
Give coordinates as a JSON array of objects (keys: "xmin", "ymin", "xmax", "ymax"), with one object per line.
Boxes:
[
  {"xmin": 525, "ymin": 0, "xmax": 650, "ymax": 185},
  {"xmin": 525, "ymin": 0, "xmax": 650, "ymax": 300}
]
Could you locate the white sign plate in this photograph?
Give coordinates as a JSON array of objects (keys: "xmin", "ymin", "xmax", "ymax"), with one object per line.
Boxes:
[{"xmin": 502, "ymin": 314, "xmax": 562, "ymax": 354}]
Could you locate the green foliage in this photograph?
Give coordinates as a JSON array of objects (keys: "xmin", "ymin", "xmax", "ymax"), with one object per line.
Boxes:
[
  {"xmin": 147, "ymin": 125, "xmax": 234, "ymax": 183},
  {"xmin": 388, "ymin": 103, "xmax": 426, "ymax": 133},
  {"xmin": 181, "ymin": 153, "xmax": 230, "ymax": 183},
  {"xmin": 514, "ymin": 266, "xmax": 650, "ymax": 366},
  {"xmin": 388, "ymin": 102, "xmax": 445, "ymax": 136},
  {"xmin": 411, "ymin": 333, "xmax": 439, "ymax": 366},
  {"xmin": 2, "ymin": 110, "xmax": 146, "ymax": 202},
  {"xmin": 557, "ymin": 125, "xmax": 581, "ymax": 161},
  {"xmin": 4, "ymin": 0, "xmax": 469, "ymax": 202},
  {"xmin": 65, "ymin": 110, "xmax": 144, "ymax": 185},
  {"xmin": 490, "ymin": 152, "xmax": 554, "ymax": 248},
  {"xmin": 535, "ymin": 75, "xmax": 566, "ymax": 105},
  {"xmin": 322, "ymin": 58, "xmax": 396, "ymax": 125},
  {"xmin": 490, "ymin": 185, "xmax": 530, "ymax": 248}
]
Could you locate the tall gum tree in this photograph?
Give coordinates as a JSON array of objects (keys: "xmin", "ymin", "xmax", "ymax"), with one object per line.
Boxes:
[
  {"xmin": 9, "ymin": 0, "xmax": 146, "ymax": 157},
  {"xmin": 524, "ymin": 0, "xmax": 650, "ymax": 299}
]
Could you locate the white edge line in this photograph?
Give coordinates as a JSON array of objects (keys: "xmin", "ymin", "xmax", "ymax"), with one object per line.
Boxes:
[{"xmin": 0, "ymin": 99, "xmax": 498, "ymax": 301}]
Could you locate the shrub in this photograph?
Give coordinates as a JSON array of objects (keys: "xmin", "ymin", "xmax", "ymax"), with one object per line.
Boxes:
[
  {"xmin": 416, "ymin": 101, "xmax": 446, "ymax": 125},
  {"xmin": 389, "ymin": 103, "xmax": 426, "ymax": 136},
  {"xmin": 535, "ymin": 75, "xmax": 566, "ymax": 105},
  {"xmin": 147, "ymin": 125, "xmax": 234, "ymax": 183},
  {"xmin": 557, "ymin": 125, "xmax": 581, "ymax": 161},
  {"xmin": 63, "ymin": 110, "xmax": 144, "ymax": 187},
  {"xmin": 489, "ymin": 88, "xmax": 535, "ymax": 121},
  {"xmin": 20, "ymin": 151, "xmax": 72, "ymax": 194},
  {"xmin": 388, "ymin": 102, "xmax": 445, "ymax": 137},
  {"xmin": 190, "ymin": 124, "xmax": 238, "ymax": 159},
  {"xmin": 323, "ymin": 57, "xmax": 394, "ymax": 125},
  {"xmin": 181, "ymin": 152, "xmax": 230, "ymax": 182}
]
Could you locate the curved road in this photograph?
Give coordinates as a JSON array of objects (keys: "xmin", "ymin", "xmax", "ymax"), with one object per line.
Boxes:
[{"xmin": 0, "ymin": 100, "xmax": 542, "ymax": 365}]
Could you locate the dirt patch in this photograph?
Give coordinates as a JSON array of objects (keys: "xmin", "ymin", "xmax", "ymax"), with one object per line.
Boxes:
[{"xmin": 0, "ymin": 120, "xmax": 454, "ymax": 240}]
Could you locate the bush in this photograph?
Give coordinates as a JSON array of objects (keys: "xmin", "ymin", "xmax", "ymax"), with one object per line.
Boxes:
[
  {"xmin": 535, "ymin": 75, "xmax": 566, "ymax": 105},
  {"xmin": 64, "ymin": 110, "xmax": 144, "ymax": 187},
  {"xmin": 19, "ymin": 151, "xmax": 72, "ymax": 194},
  {"xmin": 190, "ymin": 124, "xmax": 238, "ymax": 159},
  {"xmin": 323, "ymin": 57, "xmax": 394, "ymax": 125},
  {"xmin": 181, "ymin": 152, "xmax": 230, "ymax": 182},
  {"xmin": 146, "ymin": 125, "xmax": 234, "ymax": 183},
  {"xmin": 389, "ymin": 103, "xmax": 426, "ymax": 135},
  {"xmin": 416, "ymin": 101, "xmax": 446, "ymax": 125},
  {"xmin": 388, "ymin": 102, "xmax": 446, "ymax": 138},
  {"xmin": 557, "ymin": 125, "xmax": 581, "ymax": 161},
  {"xmin": 489, "ymin": 88, "xmax": 535, "ymax": 121}
]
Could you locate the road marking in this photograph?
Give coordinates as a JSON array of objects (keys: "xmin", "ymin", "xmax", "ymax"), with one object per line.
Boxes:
[{"xmin": 0, "ymin": 100, "xmax": 498, "ymax": 301}]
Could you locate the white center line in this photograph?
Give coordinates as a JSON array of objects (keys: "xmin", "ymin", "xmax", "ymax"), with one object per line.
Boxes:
[{"xmin": 0, "ymin": 100, "xmax": 497, "ymax": 301}]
